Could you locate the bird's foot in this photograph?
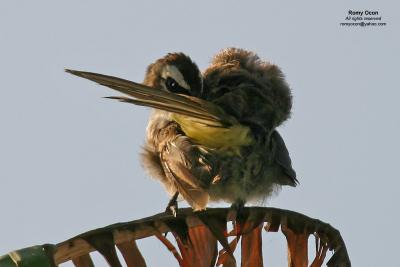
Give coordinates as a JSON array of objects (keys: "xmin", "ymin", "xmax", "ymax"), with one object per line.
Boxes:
[
  {"xmin": 231, "ymin": 199, "xmax": 245, "ymax": 213},
  {"xmin": 230, "ymin": 200, "xmax": 247, "ymax": 235},
  {"xmin": 230, "ymin": 199, "xmax": 246, "ymax": 220},
  {"xmin": 165, "ymin": 192, "xmax": 179, "ymax": 217}
]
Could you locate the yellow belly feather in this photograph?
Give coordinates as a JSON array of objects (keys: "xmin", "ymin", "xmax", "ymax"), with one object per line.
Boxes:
[{"xmin": 172, "ymin": 114, "xmax": 253, "ymax": 155}]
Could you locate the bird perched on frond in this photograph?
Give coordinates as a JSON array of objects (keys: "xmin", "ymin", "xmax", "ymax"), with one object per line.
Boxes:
[{"xmin": 66, "ymin": 48, "xmax": 298, "ymax": 215}]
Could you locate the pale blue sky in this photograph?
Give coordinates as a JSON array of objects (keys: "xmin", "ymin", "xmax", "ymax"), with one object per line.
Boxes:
[{"xmin": 0, "ymin": 1, "xmax": 399, "ymax": 266}]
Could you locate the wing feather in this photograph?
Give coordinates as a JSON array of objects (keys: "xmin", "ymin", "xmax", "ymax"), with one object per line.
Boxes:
[
  {"xmin": 66, "ymin": 69, "xmax": 231, "ymax": 125},
  {"xmin": 163, "ymin": 161, "xmax": 209, "ymax": 211}
]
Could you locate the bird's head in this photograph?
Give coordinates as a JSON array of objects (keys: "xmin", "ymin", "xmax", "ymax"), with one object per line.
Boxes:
[{"xmin": 143, "ymin": 53, "xmax": 203, "ymax": 97}]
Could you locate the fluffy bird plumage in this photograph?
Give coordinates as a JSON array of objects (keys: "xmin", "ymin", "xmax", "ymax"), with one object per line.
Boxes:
[
  {"xmin": 66, "ymin": 48, "xmax": 298, "ymax": 211},
  {"xmin": 141, "ymin": 48, "xmax": 297, "ymax": 210}
]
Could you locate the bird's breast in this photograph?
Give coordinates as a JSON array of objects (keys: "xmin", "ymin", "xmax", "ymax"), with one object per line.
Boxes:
[{"xmin": 171, "ymin": 114, "xmax": 253, "ymax": 155}]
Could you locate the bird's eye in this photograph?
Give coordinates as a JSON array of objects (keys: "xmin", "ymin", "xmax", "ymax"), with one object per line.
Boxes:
[
  {"xmin": 164, "ymin": 77, "xmax": 189, "ymax": 95},
  {"xmin": 165, "ymin": 77, "xmax": 178, "ymax": 90}
]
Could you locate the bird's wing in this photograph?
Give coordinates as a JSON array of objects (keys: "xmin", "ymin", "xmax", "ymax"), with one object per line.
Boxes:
[
  {"xmin": 65, "ymin": 69, "xmax": 231, "ymax": 127},
  {"xmin": 159, "ymin": 131, "xmax": 217, "ymax": 211},
  {"xmin": 271, "ymin": 130, "xmax": 298, "ymax": 186},
  {"xmin": 66, "ymin": 69, "xmax": 254, "ymax": 152}
]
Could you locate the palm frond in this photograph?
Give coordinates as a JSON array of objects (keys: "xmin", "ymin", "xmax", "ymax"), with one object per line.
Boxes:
[{"xmin": 0, "ymin": 207, "xmax": 350, "ymax": 267}]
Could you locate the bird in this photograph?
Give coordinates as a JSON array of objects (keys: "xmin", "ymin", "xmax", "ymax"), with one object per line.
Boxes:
[{"xmin": 66, "ymin": 48, "xmax": 298, "ymax": 215}]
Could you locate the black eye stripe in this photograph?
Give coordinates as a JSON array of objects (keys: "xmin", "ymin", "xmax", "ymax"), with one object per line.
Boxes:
[{"xmin": 165, "ymin": 77, "xmax": 190, "ymax": 95}]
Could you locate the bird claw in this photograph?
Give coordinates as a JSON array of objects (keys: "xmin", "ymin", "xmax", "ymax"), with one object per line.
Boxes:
[
  {"xmin": 231, "ymin": 200, "xmax": 246, "ymax": 218},
  {"xmin": 171, "ymin": 206, "xmax": 177, "ymax": 217},
  {"xmin": 165, "ymin": 192, "xmax": 179, "ymax": 217},
  {"xmin": 165, "ymin": 203, "xmax": 178, "ymax": 217}
]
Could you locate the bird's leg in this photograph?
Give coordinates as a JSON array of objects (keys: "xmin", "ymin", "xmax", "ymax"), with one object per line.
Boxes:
[
  {"xmin": 230, "ymin": 199, "xmax": 246, "ymax": 234},
  {"xmin": 231, "ymin": 199, "xmax": 245, "ymax": 214},
  {"xmin": 165, "ymin": 191, "xmax": 179, "ymax": 217}
]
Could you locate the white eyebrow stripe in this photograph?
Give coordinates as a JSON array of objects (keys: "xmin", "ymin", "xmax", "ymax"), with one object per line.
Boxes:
[{"xmin": 161, "ymin": 65, "xmax": 190, "ymax": 90}]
